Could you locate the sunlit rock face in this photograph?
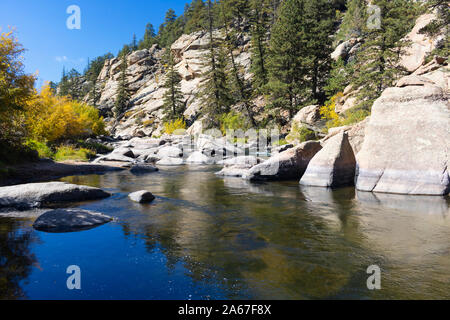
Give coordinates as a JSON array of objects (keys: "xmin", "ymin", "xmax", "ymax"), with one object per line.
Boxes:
[
  {"xmin": 87, "ymin": 30, "xmax": 252, "ymax": 139},
  {"xmin": 300, "ymin": 132, "xmax": 356, "ymax": 188},
  {"xmin": 356, "ymin": 70, "xmax": 449, "ymax": 196}
]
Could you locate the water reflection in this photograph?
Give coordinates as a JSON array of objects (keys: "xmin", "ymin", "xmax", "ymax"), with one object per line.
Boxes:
[
  {"xmin": 0, "ymin": 218, "xmax": 39, "ymax": 299},
  {"xmin": 0, "ymin": 167, "xmax": 448, "ymax": 299}
]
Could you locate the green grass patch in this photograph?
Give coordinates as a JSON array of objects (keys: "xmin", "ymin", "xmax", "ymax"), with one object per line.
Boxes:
[{"xmin": 53, "ymin": 146, "xmax": 96, "ymax": 162}]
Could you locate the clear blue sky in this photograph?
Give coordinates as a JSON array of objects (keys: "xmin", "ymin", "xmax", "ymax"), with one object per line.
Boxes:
[{"xmin": 0, "ymin": 0, "xmax": 187, "ymax": 88}]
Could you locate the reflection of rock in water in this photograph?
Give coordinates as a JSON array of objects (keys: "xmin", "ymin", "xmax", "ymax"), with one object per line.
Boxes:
[
  {"xmin": 0, "ymin": 218, "xmax": 38, "ymax": 299},
  {"xmin": 356, "ymin": 191, "xmax": 450, "ymax": 216},
  {"xmin": 300, "ymin": 186, "xmax": 356, "ymax": 204},
  {"xmin": 223, "ymin": 178, "xmax": 275, "ymax": 196}
]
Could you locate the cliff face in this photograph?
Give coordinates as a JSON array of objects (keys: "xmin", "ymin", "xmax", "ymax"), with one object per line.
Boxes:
[
  {"xmin": 81, "ymin": 9, "xmax": 446, "ymax": 139},
  {"xmin": 89, "ymin": 30, "xmax": 252, "ymax": 138}
]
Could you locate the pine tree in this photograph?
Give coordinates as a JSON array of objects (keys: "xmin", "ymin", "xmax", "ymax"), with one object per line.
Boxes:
[
  {"xmin": 220, "ymin": 0, "xmax": 256, "ymax": 126},
  {"xmin": 139, "ymin": 23, "xmax": 157, "ymax": 49},
  {"xmin": 59, "ymin": 67, "xmax": 70, "ymax": 96},
  {"xmin": 132, "ymin": 33, "xmax": 138, "ymax": 51},
  {"xmin": 336, "ymin": 0, "xmax": 367, "ymax": 42},
  {"xmin": 352, "ymin": 0, "xmax": 416, "ymax": 110},
  {"xmin": 162, "ymin": 51, "xmax": 185, "ymax": 120},
  {"xmin": 184, "ymin": 0, "xmax": 207, "ymax": 34},
  {"xmin": 113, "ymin": 55, "xmax": 129, "ymax": 118},
  {"xmin": 249, "ymin": 0, "xmax": 271, "ymax": 93},
  {"xmin": 266, "ymin": 0, "xmax": 334, "ymax": 119},
  {"xmin": 199, "ymin": 0, "xmax": 234, "ymax": 127}
]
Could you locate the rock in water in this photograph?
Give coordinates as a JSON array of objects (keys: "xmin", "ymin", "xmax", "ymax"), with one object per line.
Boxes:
[
  {"xmin": 130, "ymin": 164, "xmax": 159, "ymax": 174},
  {"xmin": 0, "ymin": 182, "xmax": 111, "ymax": 209},
  {"xmin": 33, "ymin": 209, "xmax": 113, "ymax": 233},
  {"xmin": 128, "ymin": 191, "xmax": 156, "ymax": 203},
  {"xmin": 244, "ymin": 141, "xmax": 322, "ymax": 181},
  {"xmin": 300, "ymin": 132, "xmax": 356, "ymax": 188},
  {"xmin": 186, "ymin": 151, "xmax": 213, "ymax": 164},
  {"xmin": 356, "ymin": 84, "xmax": 449, "ymax": 196}
]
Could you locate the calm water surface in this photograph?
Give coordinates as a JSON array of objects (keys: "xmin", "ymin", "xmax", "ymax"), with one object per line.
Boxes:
[{"xmin": 1, "ymin": 166, "xmax": 449, "ymax": 300}]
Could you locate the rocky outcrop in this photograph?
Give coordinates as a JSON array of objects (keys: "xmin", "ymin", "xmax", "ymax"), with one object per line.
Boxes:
[
  {"xmin": 356, "ymin": 70, "xmax": 449, "ymax": 196},
  {"xmin": 128, "ymin": 190, "xmax": 155, "ymax": 203},
  {"xmin": 300, "ymin": 132, "xmax": 356, "ymax": 188},
  {"xmin": 322, "ymin": 117, "xmax": 369, "ymax": 155},
  {"xmin": 0, "ymin": 182, "xmax": 111, "ymax": 209},
  {"xmin": 400, "ymin": 13, "xmax": 446, "ymax": 73},
  {"xmin": 243, "ymin": 141, "xmax": 322, "ymax": 181},
  {"xmin": 89, "ymin": 30, "xmax": 252, "ymax": 138},
  {"xmin": 331, "ymin": 38, "xmax": 361, "ymax": 62},
  {"xmin": 33, "ymin": 209, "xmax": 113, "ymax": 233}
]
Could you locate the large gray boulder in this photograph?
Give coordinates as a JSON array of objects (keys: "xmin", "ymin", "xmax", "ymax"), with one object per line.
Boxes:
[
  {"xmin": 0, "ymin": 182, "xmax": 111, "ymax": 209},
  {"xmin": 356, "ymin": 82, "xmax": 449, "ymax": 196},
  {"xmin": 243, "ymin": 141, "xmax": 322, "ymax": 181},
  {"xmin": 33, "ymin": 209, "xmax": 113, "ymax": 233},
  {"xmin": 300, "ymin": 132, "xmax": 356, "ymax": 188}
]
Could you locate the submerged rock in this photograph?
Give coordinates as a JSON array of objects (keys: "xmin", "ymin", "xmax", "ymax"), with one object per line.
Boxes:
[
  {"xmin": 300, "ymin": 132, "xmax": 356, "ymax": 188},
  {"xmin": 33, "ymin": 209, "xmax": 113, "ymax": 233},
  {"xmin": 128, "ymin": 190, "xmax": 156, "ymax": 203},
  {"xmin": 130, "ymin": 164, "xmax": 159, "ymax": 174},
  {"xmin": 216, "ymin": 167, "xmax": 250, "ymax": 178},
  {"xmin": 356, "ymin": 81, "xmax": 449, "ymax": 195},
  {"xmin": 244, "ymin": 141, "xmax": 322, "ymax": 181},
  {"xmin": 0, "ymin": 182, "xmax": 111, "ymax": 209}
]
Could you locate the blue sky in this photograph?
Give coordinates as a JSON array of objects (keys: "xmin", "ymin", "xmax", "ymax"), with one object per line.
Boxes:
[{"xmin": 0, "ymin": 0, "xmax": 187, "ymax": 87}]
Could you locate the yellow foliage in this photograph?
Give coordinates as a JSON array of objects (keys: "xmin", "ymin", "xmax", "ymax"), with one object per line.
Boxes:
[
  {"xmin": 320, "ymin": 92, "xmax": 345, "ymax": 129},
  {"xmin": 164, "ymin": 118, "xmax": 186, "ymax": 135},
  {"xmin": 0, "ymin": 30, "xmax": 36, "ymax": 142},
  {"xmin": 25, "ymin": 84, "xmax": 106, "ymax": 143}
]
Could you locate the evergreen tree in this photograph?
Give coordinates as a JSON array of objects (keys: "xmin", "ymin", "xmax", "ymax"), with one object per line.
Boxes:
[
  {"xmin": 267, "ymin": 0, "xmax": 335, "ymax": 119},
  {"xmin": 221, "ymin": 0, "xmax": 251, "ymax": 27},
  {"xmin": 139, "ymin": 23, "xmax": 157, "ymax": 49},
  {"xmin": 220, "ymin": 0, "xmax": 256, "ymax": 126},
  {"xmin": 184, "ymin": 0, "xmax": 207, "ymax": 34},
  {"xmin": 352, "ymin": 0, "xmax": 416, "ymax": 110},
  {"xmin": 249, "ymin": 0, "xmax": 271, "ymax": 93},
  {"xmin": 113, "ymin": 55, "xmax": 130, "ymax": 118},
  {"xmin": 162, "ymin": 51, "xmax": 185, "ymax": 120},
  {"xmin": 59, "ymin": 67, "xmax": 70, "ymax": 96},
  {"xmin": 132, "ymin": 33, "xmax": 138, "ymax": 51},
  {"xmin": 199, "ymin": 0, "xmax": 233, "ymax": 127},
  {"xmin": 336, "ymin": 0, "xmax": 367, "ymax": 42}
]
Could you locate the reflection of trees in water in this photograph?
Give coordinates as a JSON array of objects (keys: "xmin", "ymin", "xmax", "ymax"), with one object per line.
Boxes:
[{"xmin": 0, "ymin": 218, "xmax": 38, "ymax": 300}]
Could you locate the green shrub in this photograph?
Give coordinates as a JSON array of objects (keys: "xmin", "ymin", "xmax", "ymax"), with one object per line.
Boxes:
[
  {"xmin": 220, "ymin": 111, "xmax": 249, "ymax": 135},
  {"xmin": 53, "ymin": 146, "xmax": 95, "ymax": 162},
  {"xmin": 272, "ymin": 138, "xmax": 289, "ymax": 146},
  {"xmin": 286, "ymin": 124, "xmax": 318, "ymax": 144},
  {"xmin": 25, "ymin": 139, "xmax": 54, "ymax": 158},
  {"xmin": 78, "ymin": 140, "xmax": 113, "ymax": 155}
]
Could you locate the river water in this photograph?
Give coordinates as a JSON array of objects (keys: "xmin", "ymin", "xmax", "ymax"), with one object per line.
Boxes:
[{"xmin": 0, "ymin": 166, "xmax": 449, "ymax": 300}]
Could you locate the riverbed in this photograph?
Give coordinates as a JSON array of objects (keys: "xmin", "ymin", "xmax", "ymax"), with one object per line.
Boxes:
[{"xmin": 0, "ymin": 166, "xmax": 449, "ymax": 299}]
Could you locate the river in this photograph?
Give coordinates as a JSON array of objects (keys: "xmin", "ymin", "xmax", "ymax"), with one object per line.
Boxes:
[{"xmin": 0, "ymin": 166, "xmax": 449, "ymax": 299}]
